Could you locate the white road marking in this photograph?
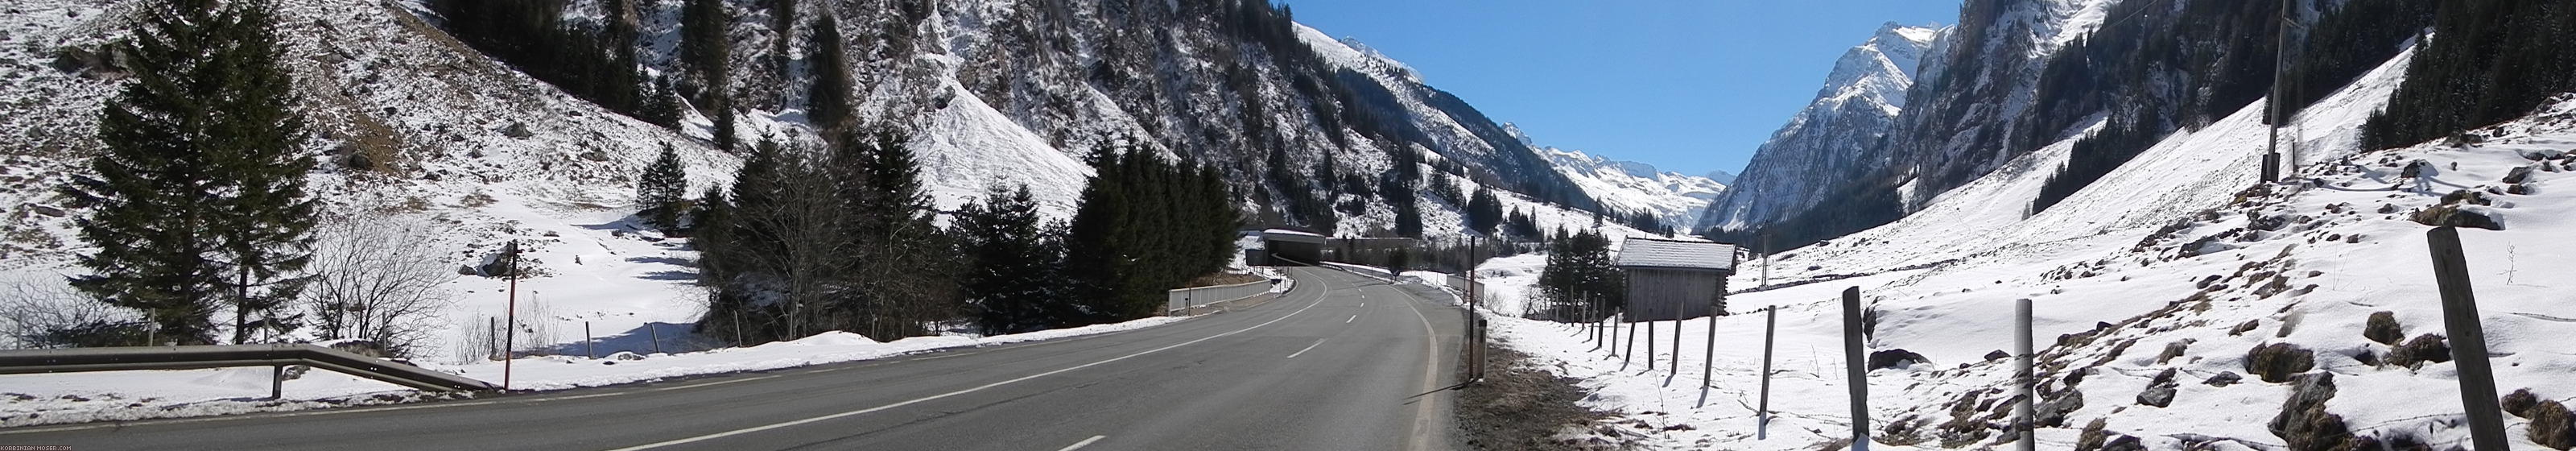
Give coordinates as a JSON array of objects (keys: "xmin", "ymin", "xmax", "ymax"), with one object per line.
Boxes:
[
  {"xmin": 1347, "ymin": 314, "xmax": 1358, "ymax": 323},
  {"xmin": 1286, "ymin": 338, "xmax": 1329, "ymax": 359},
  {"xmin": 1397, "ymin": 279, "xmax": 1445, "ymax": 451},
  {"xmin": 604, "ymin": 283, "xmax": 1335, "ymax": 451},
  {"xmin": 1056, "ymin": 435, "xmax": 1107, "ymax": 451}
]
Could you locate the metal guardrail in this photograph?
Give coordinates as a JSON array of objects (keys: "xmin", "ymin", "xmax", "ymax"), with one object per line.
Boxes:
[
  {"xmin": 0, "ymin": 344, "xmax": 497, "ymax": 395},
  {"xmin": 1167, "ymin": 279, "xmax": 1274, "ymax": 315}
]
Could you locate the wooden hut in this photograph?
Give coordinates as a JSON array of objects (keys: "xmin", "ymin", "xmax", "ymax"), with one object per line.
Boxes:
[{"xmin": 1616, "ymin": 238, "xmax": 1740, "ymax": 321}]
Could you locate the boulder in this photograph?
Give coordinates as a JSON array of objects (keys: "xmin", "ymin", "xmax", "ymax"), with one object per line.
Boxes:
[
  {"xmin": 2533, "ymin": 400, "xmax": 2576, "ymax": 449},
  {"xmin": 1867, "ymin": 349, "xmax": 1929, "ymax": 370},
  {"xmin": 2035, "ymin": 390, "xmax": 2086, "ymax": 428},
  {"xmin": 1984, "ymin": 350, "xmax": 2011, "ymax": 362},
  {"xmin": 2204, "ymin": 371, "xmax": 2244, "ymax": 387},
  {"xmin": 2413, "ymin": 205, "xmax": 2504, "ymax": 230},
  {"xmin": 503, "ymin": 122, "xmax": 534, "ymax": 139},
  {"xmin": 2507, "ymin": 389, "xmax": 2542, "ymax": 418},
  {"xmin": 2363, "ymin": 312, "xmax": 2404, "ymax": 345},
  {"xmin": 2270, "ymin": 373, "xmax": 2358, "ymax": 451},
  {"xmin": 2505, "ymin": 165, "xmax": 2537, "ymax": 184},
  {"xmin": 2245, "ymin": 343, "xmax": 2315, "ymax": 383},
  {"xmin": 2386, "ymin": 334, "xmax": 2452, "ymax": 367},
  {"xmin": 2137, "ymin": 368, "xmax": 2180, "ymax": 408}
]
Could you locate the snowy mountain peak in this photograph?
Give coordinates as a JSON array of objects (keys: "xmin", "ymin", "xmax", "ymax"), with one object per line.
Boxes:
[
  {"xmin": 1534, "ymin": 145, "xmax": 1727, "ymax": 230},
  {"xmin": 1821, "ymin": 23, "xmax": 1940, "ymax": 110},
  {"xmin": 1699, "ymin": 23, "xmax": 1940, "ymax": 234}
]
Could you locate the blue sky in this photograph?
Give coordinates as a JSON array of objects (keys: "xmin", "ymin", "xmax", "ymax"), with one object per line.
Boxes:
[{"xmin": 1282, "ymin": 0, "xmax": 1960, "ymax": 178}]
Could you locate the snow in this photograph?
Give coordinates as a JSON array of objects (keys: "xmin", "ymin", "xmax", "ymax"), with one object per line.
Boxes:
[
  {"xmin": 1614, "ymin": 238, "xmax": 1741, "ymax": 271},
  {"xmin": 1534, "ymin": 145, "xmax": 1729, "ymax": 229},
  {"xmin": 0, "ymin": 316, "xmax": 1186, "ymax": 427},
  {"xmin": 1479, "ymin": 46, "xmax": 2576, "ymax": 449}
]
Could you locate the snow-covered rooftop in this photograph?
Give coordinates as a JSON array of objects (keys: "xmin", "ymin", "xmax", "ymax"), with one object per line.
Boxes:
[{"xmin": 1613, "ymin": 238, "xmax": 1740, "ymax": 272}]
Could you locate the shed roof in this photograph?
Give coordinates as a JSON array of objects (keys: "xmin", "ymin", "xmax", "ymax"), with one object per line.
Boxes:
[{"xmin": 1615, "ymin": 238, "xmax": 1740, "ymax": 272}]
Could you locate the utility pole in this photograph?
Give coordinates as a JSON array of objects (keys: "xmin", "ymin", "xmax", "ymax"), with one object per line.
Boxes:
[{"xmin": 2262, "ymin": 0, "xmax": 2291, "ymax": 184}]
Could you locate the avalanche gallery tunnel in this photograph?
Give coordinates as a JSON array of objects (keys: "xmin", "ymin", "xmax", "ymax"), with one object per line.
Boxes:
[{"xmin": 1259, "ymin": 229, "xmax": 1327, "ymax": 266}]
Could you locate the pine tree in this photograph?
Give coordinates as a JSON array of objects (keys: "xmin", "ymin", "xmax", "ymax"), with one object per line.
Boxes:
[
  {"xmin": 1465, "ymin": 187, "xmax": 1501, "ymax": 235},
  {"xmin": 638, "ymin": 143, "xmax": 689, "ymax": 230},
  {"xmin": 805, "ymin": 13, "xmax": 854, "ymax": 132},
  {"xmin": 955, "ymin": 184, "xmax": 1074, "ymax": 334},
  {"xmin": 65, "ymin": 0, "xmax": 316, "ymax": 345},
  {"xmin": 712, "ymin": 96, "xmax": 739, "ymax": 151},
  {"xmin": 828, "ymin": 127, "xmax": 956, "ymax": 338}
]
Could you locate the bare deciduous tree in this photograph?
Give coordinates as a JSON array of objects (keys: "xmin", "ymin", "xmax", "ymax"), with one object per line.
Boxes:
[
  {"xmin": 306, "ymin": 211, "xmax": 456, "ymax": 357},
  {"xmin": 0, "ymin": 275, "xmax": 148, "ymax": 348}
]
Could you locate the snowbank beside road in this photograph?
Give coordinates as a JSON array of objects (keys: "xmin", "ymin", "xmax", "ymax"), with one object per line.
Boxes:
[{"xmin": 0, "ymin": 317, "xmax": 1184, "ymax": 428}]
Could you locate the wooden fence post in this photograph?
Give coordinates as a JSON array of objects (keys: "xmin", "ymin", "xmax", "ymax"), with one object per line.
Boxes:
[
  {"xmin": 1843, "ymin": 288, "xmax": 1870, "ymax": 450},
  {"xmin": 1758, "ymin": 306, "xmax": 1777, "ymax": 438},
  {"xmin": 2427, "ymin": 227, "xmax": 2508, "ymax": 451}
]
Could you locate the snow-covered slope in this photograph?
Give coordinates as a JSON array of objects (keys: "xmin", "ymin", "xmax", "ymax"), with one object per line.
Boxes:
[
  {"xmin": 1481, "ymin": 43, "xmax": 2576, "ymax": 450},
  {"xmin": 1533, "ymin": 145, "xmax": 1727, "ymax": 229},
  {"xmin": 1698, "ymin": 23, "xmax": 1938, "ymax": 233}
]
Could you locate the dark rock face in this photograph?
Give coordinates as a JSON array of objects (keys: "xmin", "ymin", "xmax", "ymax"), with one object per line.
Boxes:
[
  {"xmin": 2386, "ymin": 334, "xmax": 2452, "ymax": 367},
  {"xmin": 2363, "ymin": 311, "xmax": 2404, "ymax": 345},
  {"xmin": 2136, "ymin": 368, "xmax": 2179, "ymax": 408},
  {"xmin": 1868, "ymin": 349, "xmax": 1930, "ymax": 370},
  {"xmin": 2245, "ymin": 343, "xmax": 2316, "ymax": 383}
]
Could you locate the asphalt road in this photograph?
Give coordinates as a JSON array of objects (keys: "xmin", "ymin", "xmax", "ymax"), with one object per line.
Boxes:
[{"xmin": 0, "ymin": 267, "xmax": 1467, "ymax": 450}]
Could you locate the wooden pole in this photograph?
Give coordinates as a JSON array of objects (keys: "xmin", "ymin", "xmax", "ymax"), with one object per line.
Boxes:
[
  {"xmin": 2427, "ymin": 227, "xmax": 2508, "ymax": 451},
  {"xmin": 584, "ymin": 321, "xmax": 596, "ymax": 359},
  {"xmin": 503, "ymin": 240, "xmax": 518, "ymax": 391},
  {"xmin": 1843, "ymin": 288, "xmax": 1870, "ymax": 449},
  {"xmin": 1758, "ymin": 306, "xmax": 1777, "ymax": 437},
  {"xmin": 2016, "ymin": 299, "xmax": 2036, "ymax": 451}
]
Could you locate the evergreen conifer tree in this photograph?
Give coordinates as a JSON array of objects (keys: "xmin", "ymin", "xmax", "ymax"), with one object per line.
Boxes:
[
  {"xmin": 638, "ymin": 143, "xmax": 690, "ymax": 230},
  {"xmin": 65, "ymin": 0, "xmax": 316, "ymax": 344},
  {"xmin": 955, "ymin": 184, "xmax": 1074, "ymax": 334}
]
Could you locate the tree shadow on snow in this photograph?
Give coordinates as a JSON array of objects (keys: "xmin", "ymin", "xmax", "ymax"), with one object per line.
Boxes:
[{"xmin": 543, "ymin": 322, "xmax": 720, "ymax": 358}]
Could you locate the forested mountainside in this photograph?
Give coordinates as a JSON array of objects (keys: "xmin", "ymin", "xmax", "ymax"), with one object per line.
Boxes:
[
  {"xmin": 1700, "ymin": 0, "xmax": 2533, "ymax": 249},
  {"xmin": 3, "ymin": 0, "xmax": 1612, "ymax": 247},
  {"xmin": 465, "ymin": 0, "xmax": 1604, "ymax": 236}
]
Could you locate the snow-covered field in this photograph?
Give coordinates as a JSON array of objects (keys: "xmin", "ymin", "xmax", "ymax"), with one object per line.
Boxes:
[
  {"xmin": 1475, "ymin": 48, "xmax": 2576, "ymax": 449},
  {"xmin": 0, "ymin": 316, "xmax": 1185, "ymax": 427}
]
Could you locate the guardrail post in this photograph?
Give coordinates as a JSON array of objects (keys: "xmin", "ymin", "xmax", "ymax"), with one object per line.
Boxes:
[
  {"xmin": 1843, "ymin": 288, "xmax": 1870, "ymax": 450},
  {"xmin": 584, "ymin": 321, "xmax": 596, "ymax": 358},
  {"xmin": 271, "ymin": 365, "xmax": 284, "ymax": 400},
  {"xmin": 2016, "ymin": 298, "xmax": 2035, "ymax": 451},
  {"xmin": 2427, "ymin": 226, "xmax": 2508, "ymax": 451},
  {"xmin": 1759, "ymin": 306, "xmax": 1777, "ymax": 439}
]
